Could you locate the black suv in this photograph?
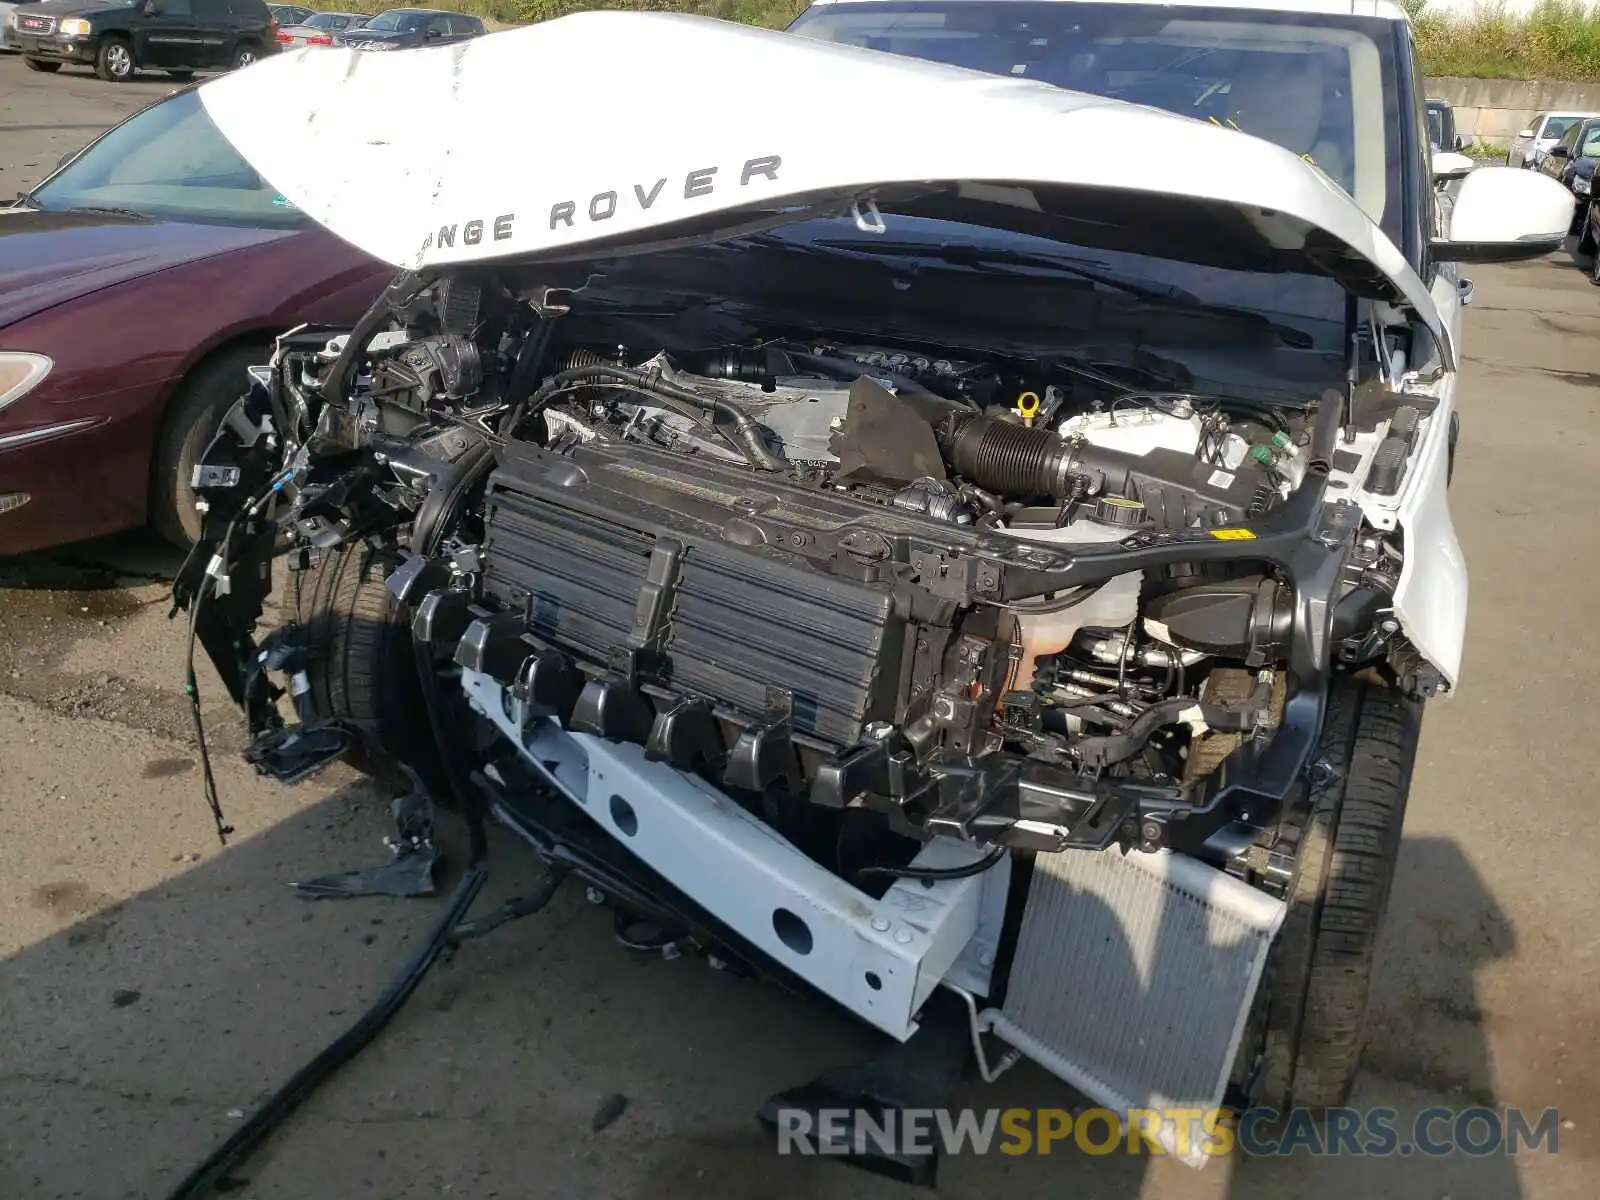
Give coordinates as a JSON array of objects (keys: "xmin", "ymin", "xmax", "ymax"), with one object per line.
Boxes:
[
  {"xmin": 336, "ymin": 6, "xmax": 481, "ymax": 49},
  {"xmin": 11, "ymin": 0, "xmax": 277, "ymax": 81}
]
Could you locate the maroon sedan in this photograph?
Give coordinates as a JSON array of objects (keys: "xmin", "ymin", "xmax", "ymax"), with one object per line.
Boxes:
[{"xmin": 0, "ymin": 85, "xmax": 390, "ymax": 557}]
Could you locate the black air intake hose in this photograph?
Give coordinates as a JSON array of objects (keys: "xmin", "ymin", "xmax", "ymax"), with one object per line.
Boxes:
[{"xmin": 940, "ymin": 414, "xmax": 1138, "ymax": 499}]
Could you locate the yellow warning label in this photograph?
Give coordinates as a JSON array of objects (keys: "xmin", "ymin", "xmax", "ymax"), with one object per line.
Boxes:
[{"xmin": 1208, "ymin": 529, "xmax": 1257, "ymax": 541}]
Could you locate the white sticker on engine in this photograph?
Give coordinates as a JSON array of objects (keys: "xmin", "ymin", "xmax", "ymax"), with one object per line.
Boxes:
[
  {"xmin": 1177, "ymin": 704, "xmax": 1209, "ymax": 736},
  {"xmin": 1208, "ymin": 469, "xmax": 1236, "ymax": 488}
]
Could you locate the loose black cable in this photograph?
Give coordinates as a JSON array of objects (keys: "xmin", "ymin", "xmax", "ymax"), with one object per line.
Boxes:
[
  {"xmin": 180, "ymin": 471, "xmax": 289, "ymax": 846},
  {"xmin": 162, "ymin": 862, "xmax": 488, "ymax": 1200},
  {"xmin": 183, "ymin": 577, "xmax": 232, "ymax": 845},
  {"xmin": 856, "ymin": 845, "xmax": 1007, "ymax": 882}
]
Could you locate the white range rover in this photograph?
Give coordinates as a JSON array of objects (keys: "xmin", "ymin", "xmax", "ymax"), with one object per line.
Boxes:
[{"xmin": 166, "ymin": 2, "xmax": 1572, "ymax": 1187}]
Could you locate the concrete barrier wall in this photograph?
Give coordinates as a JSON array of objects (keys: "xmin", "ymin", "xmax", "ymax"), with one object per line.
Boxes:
[{"xmin": 1428, "ymin": 76, "xmax": 1600, "ymax": 149}]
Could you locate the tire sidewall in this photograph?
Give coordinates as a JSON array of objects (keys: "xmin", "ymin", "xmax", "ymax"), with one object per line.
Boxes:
[
  {"xmin": 152, "ymin": 347, "xmax": 263, "ymax": 548},
  {"xmin": 96, "ymin": 36, "xmax": 134, "ymax": 81},
  {"xmin": 292, "ymin": 541, "xmax": 446, "ymax": 793},
  {"xmin": 1255, "ymin": 677, "xmax": 1422, "ymax": 1112}
]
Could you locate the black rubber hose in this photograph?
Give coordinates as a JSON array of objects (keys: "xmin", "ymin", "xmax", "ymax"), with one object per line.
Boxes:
[
  {"xmin": 412, "ymin": 441, "xmax": 494, "ymax": 559},
  {"xmin": 319, "ymin": 271, "xmax": 422, "ymax": 406},
  {"xmin": 941, "ymin": 413, "xmax": 1139, "ymax": 498},
  {"xmin": 1004, "ymin": 584, "xmax": 1101, "ymax": 614},
  {"xmin": 1306, "ymin": 386, "xmax": 1346, "ymax": 474},
  {"xmin": 514, "ymin": 364, "xmax": 786, "ymax": 471},
  {"xmin": 162, "ymin": 862, "xmax": 487, "ymax": 1200},
  {"xmin": 1073, "ymin": 683, "xmax": 1270, "ymax": 770},
  {"xmin": 504, "ymin": 317, "xmax": 556, "ymax": 413}
]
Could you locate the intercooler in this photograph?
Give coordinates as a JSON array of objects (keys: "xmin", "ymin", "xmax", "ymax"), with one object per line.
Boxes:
[{"xmin": 990, "ymin": 847, "xmax": 1285, "ymax": 1165}]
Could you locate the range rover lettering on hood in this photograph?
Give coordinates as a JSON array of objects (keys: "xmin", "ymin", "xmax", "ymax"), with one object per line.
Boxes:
[
  {"xmin": 423, "ymin": 154, "xmax": 783, "ymax": 253},
  {"xmin": 197, "ymin": 11, "xmax": 1451, "ymax": 364}
]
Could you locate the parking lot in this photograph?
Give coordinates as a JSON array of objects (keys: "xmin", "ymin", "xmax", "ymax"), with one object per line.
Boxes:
[{"xmin": 2, "ymin": 51, "xmax": 1598, "ymax": 1200}]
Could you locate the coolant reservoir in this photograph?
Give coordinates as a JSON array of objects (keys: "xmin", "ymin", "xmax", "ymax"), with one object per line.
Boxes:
[{"xmin": 1004, "ymin": 501, "xmax": 1144, "ymax": 686}]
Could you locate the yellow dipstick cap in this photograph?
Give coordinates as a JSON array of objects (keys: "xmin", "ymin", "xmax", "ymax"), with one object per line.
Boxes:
[{"xmin": 1016, "ymin": 391, "xmax": 1041, "ymax": 423}]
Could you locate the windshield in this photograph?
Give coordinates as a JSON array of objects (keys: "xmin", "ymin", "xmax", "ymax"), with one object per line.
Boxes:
[
  {"xmin": 361, "ymin": 9, "xmax": 424, "ymax": 30},
  {"xmin": 26, "ymin": 89, "xmax": 309, "ymax": 230},
  {"xmin": 304, "ymin": 11, "xmax": 353, "ymax": 28},
  {"xmin": 788, "ymin": 1, "xmax": 1405, "ymax": 242}
]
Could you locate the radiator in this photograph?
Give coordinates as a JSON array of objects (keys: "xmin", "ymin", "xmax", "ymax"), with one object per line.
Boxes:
[{"xmin": 990, "ymin": 848, "xmax": 1285, "ymax": 1166}]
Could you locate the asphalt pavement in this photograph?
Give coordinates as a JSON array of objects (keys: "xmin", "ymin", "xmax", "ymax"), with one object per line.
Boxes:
[{"xmin": 0, "ymin": 53, "xmax": 1595, "ymax": 1200}]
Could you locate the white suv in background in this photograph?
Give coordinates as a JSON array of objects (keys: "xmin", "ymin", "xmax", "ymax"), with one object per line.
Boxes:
[{"xmin": 1511, "ymin": 111, "xmax": 1600, "ymax": 169}]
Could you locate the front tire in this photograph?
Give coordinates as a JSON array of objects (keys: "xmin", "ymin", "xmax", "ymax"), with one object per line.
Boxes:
[
  {"xmin": 290, "ymin": 540, "xmax": 440, "ymax": 786},
  {"xmin": 1257, "ymin": 677, "xmax": 1422, "ymax": 1110},
  {"xmin": 94, "ymin": 35, "xmax": 134, "ymax": 82},
  {"xmin": 151, "ymin": 346, "xmax": 263, "ymax": 548},
  {"xmin": 1577, "ymin": 221, "xmax": 1598, "ymax": 263},
  {"xmin": 23, "ymin": 58, "xmax": 61, "ymax": 73}
]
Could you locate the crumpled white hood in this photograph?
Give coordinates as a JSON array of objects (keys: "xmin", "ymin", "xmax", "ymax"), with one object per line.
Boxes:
[{"xmin": 197, "ymin": 12, "xmax": 1445, "ymax": 349}]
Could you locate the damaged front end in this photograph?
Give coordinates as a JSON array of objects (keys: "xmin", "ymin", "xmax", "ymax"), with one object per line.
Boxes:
[
  {"xmin": 176, "ymin": 257, "xmax": 1435, "ymax": 1175},
  {"xmin": 173, "ymin": 14, "xmax": 1466, "ymax": 1183}
]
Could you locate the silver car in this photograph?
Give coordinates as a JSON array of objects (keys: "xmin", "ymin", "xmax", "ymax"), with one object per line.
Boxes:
[
  {"xmin": 275, "ymin": 9, "xmax": 370, "ymax": 46},
  {"xmin": 1509, "ymin": 111, "xmax": 1600, "ymax": 169}
]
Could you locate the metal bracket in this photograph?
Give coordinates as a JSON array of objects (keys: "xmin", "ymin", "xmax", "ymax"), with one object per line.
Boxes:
[{"xmin": 851, "ymin": 198, "xmax": 887, "ymax": 235}]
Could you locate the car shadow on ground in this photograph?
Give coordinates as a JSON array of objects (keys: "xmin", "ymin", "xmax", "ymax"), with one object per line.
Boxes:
[
  {"xmin": 0, "ymin": 528, "xmax": 184, "ymax": 593},
  {"xmin": 0, "ymin": 530, "xmax": 249, "ymax": 752},
  {"xmin": 0, "ymin": 710, "xmax": 1535, "ymax": 1200},
  {"xmin": 7, "ymin": 67, "xmax": 211, "ymax": 87}
]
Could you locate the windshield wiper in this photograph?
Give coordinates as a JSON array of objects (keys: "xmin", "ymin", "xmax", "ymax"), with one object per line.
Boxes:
[{"xmin": 58, "ymin": 204, "xmax": 153, "ymax": 221}]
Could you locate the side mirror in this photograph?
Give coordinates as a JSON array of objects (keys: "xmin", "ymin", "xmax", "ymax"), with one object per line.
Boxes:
[
  {"xmin": 1548, "ymin": 144, "xmax": 1571, "ymax": 160},
  {"xmin": 1433, "ymin": 166, "xmax": 1575, "ymax": 263},
  {"xmin": 424, "ymin": 27, "xmax": 441, "ymax": 38},
  {"xmin": 1455, "ymin": 134, "xmax": 1471, "ymax": 151},
  {"xmin": 1518, "ymin": 128, "xmax": 1536, "ymax": 139},
  {"xmin": 1433, "ymin": 150, "xmax": 1475, "ymax": 182}
]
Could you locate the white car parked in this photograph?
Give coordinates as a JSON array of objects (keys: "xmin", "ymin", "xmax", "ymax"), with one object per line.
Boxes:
[{"xmin": 1510, "ymin": 110, "xmax": 1600, "ymax": 169}]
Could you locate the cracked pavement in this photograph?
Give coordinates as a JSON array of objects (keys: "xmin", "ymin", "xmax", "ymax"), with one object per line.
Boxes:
[{"xmin": 0, "ymin": 54, "xmax": 1596, "ymax": 1200}]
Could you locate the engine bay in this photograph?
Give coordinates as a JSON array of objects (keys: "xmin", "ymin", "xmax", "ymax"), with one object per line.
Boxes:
[{"xmin": 176, "ymin": 264, "xmax": 1433, "ymax": 879}]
